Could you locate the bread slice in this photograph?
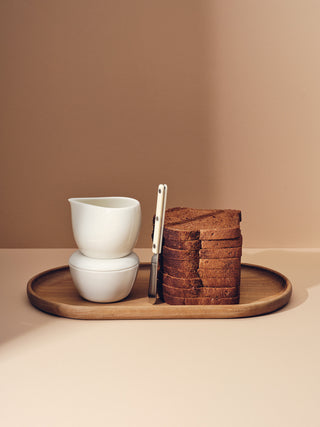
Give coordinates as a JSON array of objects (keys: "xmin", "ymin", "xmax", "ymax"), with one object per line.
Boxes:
[
  {"xmin": 198, "ymin": 268, "xmax": 241, "ymax": 279},
  {"xmin": 163, "ymin": 237, "xmax": 201, "ymax": 250},
  {"xmin": 158, "ymin": 272, "xmax": 240, "ymax": 288},
  {"xmin": 199, "ymin": 258, "xmax": 241, "ymax": 269},
  {"xmin": 158, "ymin": 272, "xmax": 202, "ymax": 288},
  {"xmin": 161, "ymin": 253, "xmax": 241, "ymax": 279},
  {"xmin": 201, "ymin": 277, "xmax": 240, "ymax": 287},
  {"xmin": 163, "ymin": 245, "xmax": 241, "ymax": 260},
  {"xmin": 201, "ymin": 236, "xmax": 242, "ymax": 249},
  {"xmin": 161, "ymin": 293, "xmax": 240, "ymax": 305},
  {"xmin": 162, "ymin": 246, "xmax": 199, "ymax": 260},
  {"xmin": 161, "ymin": 257, "xmax": 199, "ymax": 269},
  {"xmin": 199, "ymin": 247, "xmax": 242, "ymax": 259},
  {"xmin": 200, "ymin": 228, "xmax": 241, "ymax": 240},
  {"xmin": 163, "ymin": 235, "xmax": 242, "ymax": 251},
  {"xmin": 161, "ymin": 283, "xmax": 239, "ymax": 298},
  {"xmin": 164, "ymin": 208, "xmax": 241, "ymax": 241},
  {"xmin": 161, "ymin": 264, "xmax": 199, "ymax": 278}
]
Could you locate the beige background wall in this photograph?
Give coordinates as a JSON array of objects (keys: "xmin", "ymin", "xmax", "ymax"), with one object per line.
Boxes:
[{"xmin": 1, "ymin": 0, "xmax": 320, "ymax": 248}]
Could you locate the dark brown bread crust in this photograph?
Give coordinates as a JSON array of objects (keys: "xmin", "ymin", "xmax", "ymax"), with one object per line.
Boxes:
[
  {"xmin": 161, "ymin": 293, "xmax": 240, "ymax": 305},
  {"xmin": 199, "ymin": 247, "xmax": 242, "ymax": 259},
  {"xmin": 201, "ymin": 236, "xmax": 242, "ymax": 249},
  {"xmin": 164, "ymin": 208, "xmax": 241, "ymax": 241},
  {"xmin": 158, "ymin": 272, "xmax": 240, "ymax": 288},
  {"xmin": 161, "ymin": 283, "xmax": 239, "ymax": 298}
]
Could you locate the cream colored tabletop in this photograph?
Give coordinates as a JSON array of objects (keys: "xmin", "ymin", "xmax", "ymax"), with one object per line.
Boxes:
[{"xmin": 0, "ymin": 248, "xmax": 320, "ymax": 427}]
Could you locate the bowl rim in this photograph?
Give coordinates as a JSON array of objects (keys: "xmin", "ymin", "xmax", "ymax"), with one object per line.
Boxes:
[
  {"xmin": 69, "ymin": 263, "xmax": 139, "ymax": 274},
  {"xmin": 68, "ymin": 196, "xmax": 140, "ymax": 210},
  {"xmin": 69, "ymin": 250, "xmax": 140, "ymax": 272}
]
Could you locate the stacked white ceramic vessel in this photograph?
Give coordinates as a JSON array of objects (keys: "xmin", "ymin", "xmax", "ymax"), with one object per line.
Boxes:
[{"xmin": 68, "ymin": 197, "xmax": 141, "ymax": 302}]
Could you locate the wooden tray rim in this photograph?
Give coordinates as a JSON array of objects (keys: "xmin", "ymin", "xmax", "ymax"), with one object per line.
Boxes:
[{"xmin": 27, "ymin": 263, "xmax": 292, "ymax": 319}]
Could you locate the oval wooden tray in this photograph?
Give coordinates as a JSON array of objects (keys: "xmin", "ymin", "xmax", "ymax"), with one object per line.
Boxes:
[{"xmin": 27, "ymin": 263, "xmax": 292, "ymax": 319}]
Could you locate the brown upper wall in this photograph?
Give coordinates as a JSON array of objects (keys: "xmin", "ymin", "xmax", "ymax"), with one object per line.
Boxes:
[{"xmin": 1, "ymin": 1, "xmax": 320, "ymax": 248}]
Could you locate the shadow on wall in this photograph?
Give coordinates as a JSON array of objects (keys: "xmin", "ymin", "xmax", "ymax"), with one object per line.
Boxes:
[{"xmin": 0, "ymin": 1, "xmax": 213, "ymax": 249}]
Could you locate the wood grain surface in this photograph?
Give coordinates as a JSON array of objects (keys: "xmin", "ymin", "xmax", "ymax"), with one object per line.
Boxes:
[{"xmin": 27, "ymin": 263, "xmax": 292, "ymax": 320}]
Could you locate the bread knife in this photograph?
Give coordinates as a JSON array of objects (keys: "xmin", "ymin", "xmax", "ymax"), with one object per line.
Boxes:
[{"xmin": 148, "ymin": 184, "xmax": 167, "ymax": 304}]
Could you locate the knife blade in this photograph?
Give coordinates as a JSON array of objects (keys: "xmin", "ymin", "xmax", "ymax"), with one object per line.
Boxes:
[{"xmin": 148, "ymin": 184, "xmax": 167, "ymax": 304}]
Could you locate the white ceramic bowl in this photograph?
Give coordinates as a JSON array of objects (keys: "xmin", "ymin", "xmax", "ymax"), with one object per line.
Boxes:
[
  {"xmin": 68, "ymin": 197, "xmax": 141, "ymax": 259},
  {"xmin": 69, "ymin": 251, "xmax": 139, "ymax": 303}
]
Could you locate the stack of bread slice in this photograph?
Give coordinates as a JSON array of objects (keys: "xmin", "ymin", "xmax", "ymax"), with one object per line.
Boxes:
[{"xmin": 157, "ymin": 207, "xmax": 242, "ymax": 305}]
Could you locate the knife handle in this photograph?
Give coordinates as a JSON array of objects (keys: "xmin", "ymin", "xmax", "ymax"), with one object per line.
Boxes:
[
  {"xmin": 158, "ymin": 184, "xmax": 167, "ymax": 254},
  {"xmin": 152, "ymin": 184, "xmax": 166, "ymax": 254}
]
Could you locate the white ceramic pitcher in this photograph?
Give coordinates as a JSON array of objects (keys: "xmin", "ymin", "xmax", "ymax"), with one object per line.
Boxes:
[{"xmin": 69, "ymin": 197, "xmax": 141, "ymax": 259}]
